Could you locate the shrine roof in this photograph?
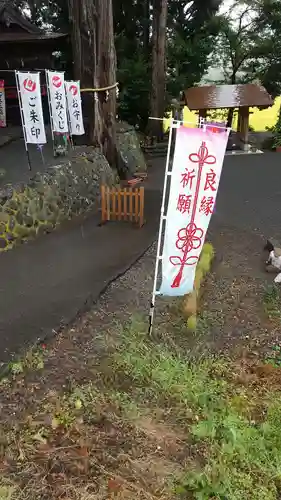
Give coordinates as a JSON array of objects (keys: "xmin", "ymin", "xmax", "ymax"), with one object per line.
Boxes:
[
  {"xmin": 0, "ymin": 0, "xmax": 41, "ymax": 34},
  {"xmin": 0, "ymin": 32, "xmax": 67, "ymax": 43},
  {"xmin": 183, "ymin": 84, "xmax": 273, "ymax": 110},
  {"xmin": 0, "ymin": 0, "xmax": 67, "ymax": 42}
]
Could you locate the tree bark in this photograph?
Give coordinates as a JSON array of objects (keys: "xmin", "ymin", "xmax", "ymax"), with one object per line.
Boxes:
[
  {"xmin": 226, "ymin": 72, "xmax": 237, "ymax": 127},
  {"xmin": 143, "ymin": 0, "xmax": 150, "ymax": 58},
  {"xmin": 96, "ymin": 0, "xmax": 117, "ymax": 165},
  {"xmin": 149, "ymin": 0, "xmax": 168, "ymax": 140},
  {"xmin": 67, "ymin": 0, "xmax": 117, "ymax": 165}
]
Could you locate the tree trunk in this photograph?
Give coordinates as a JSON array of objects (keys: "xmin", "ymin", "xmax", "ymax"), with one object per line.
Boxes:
[
  {"xmin": 96, "ymin": 0, "xmax": 117, "ymax": 165},
  {"xmin": 143, "ymin": 0, "xmax": 150, "ymax": 58},
  {"xmin": 67, "ymin": 0, "xmax": 117, "ymax": 165},
  {"xmin": 149, "ymin": 0, "xmax": 168, "ymax": 140},
  {"xmin": 227, "ymin": 72, "xmax": 237, "ymax": 128}
]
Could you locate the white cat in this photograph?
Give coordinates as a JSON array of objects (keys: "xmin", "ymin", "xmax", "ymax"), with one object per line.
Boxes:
[{"xmin": 264, "ymin": 240, "xmax": 281, "ymax": 283}]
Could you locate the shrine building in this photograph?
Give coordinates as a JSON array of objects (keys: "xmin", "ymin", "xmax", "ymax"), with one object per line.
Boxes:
[
  {"xmin": 182, "ymin": 84, "xmax": 273, "ymax": 152},
  {"xmin": 0, "ymin": 0, "xmax": 68, "ymax": 125}
]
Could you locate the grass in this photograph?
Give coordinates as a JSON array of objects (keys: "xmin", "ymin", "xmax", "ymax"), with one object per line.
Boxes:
[
  {"xmin": 114, "ymin": 326, "xmax": 281, "ymax": 499},
  {"xmin": 2, "ymin": 321, "xmax": 281, "ymax": 499},
  {"xmin": 263, "ymin": 285, "xmax": 281, "ymax": 320}
]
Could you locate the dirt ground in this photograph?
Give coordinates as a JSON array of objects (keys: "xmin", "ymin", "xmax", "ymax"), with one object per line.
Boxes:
[{"xmin": 1, "ymin": 221, "xmax": 281, "ymax": 499}]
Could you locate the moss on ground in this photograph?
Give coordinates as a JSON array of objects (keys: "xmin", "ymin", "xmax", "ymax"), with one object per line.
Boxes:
[
  {"xmin": 183, "ymin": 243, "xmax": 215, "ymax": 330},
  {"xmin": 116, "ymin": 121, "xmax": 147, "ymax": 174}
]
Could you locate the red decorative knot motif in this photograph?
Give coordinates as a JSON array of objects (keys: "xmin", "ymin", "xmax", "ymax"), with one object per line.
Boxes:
[{"xmin": 170, "ymin": 141, "xmax": 216, "ymax": 289}]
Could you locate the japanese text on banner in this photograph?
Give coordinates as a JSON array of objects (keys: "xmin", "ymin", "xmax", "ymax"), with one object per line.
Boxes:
[
  {"xmin": 159, "ymin": 125, "xmax": 230, "ymax": 296},
  {"xmin": 16, "ymin": 72, "xmax": 46, "ymax": 144},
  {"xmin": 65, "ymin": 81, "xmax": 85, "ymax": 136},
  {"xmin": 46, "ymin": 71, "xmax": 68, "ymax": 134},
  {"xmin": 0, "ymin": 80, "xmax": 6, "ymax": 128}
]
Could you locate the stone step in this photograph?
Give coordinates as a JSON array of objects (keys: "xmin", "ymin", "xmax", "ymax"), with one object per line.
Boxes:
[{"xmin": 145, "ymin": 150, "xmax": 168, "ymax": 158}]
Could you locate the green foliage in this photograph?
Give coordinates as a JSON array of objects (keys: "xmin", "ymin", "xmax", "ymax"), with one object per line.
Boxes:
[
  {"xmin": 167, "ymin": 1, "xmax": 222, "ymax": 97},
  {"xmin": 272, "ymin": 107, "xmax": 281, "ymax": 148},
  {"xmin": 117, "ymin": 54, "xmax": 151, "ymax": 131},
  {"xmin": 263, "ymin": 284, "xmax": 281, "ymax": 318},
  {"xmin": 20, "ymin": 0, "xmax": 224, "ymax": 129},
  {"xmin": 115, "ymin": 325, "xmax": 281, "ymax": 499}
]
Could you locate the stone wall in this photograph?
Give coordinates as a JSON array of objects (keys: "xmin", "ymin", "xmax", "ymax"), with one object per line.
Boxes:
[
  {"xmin": 0, "ymin": 121, "xmax": 146, "ymax": 252},
  {"xmin": 0, "ymin": 150, "xmax": 115, "ymax": 251},
  {"xmin": 116, "ymin": 121, "xmax": 147, "ymax": 175}
]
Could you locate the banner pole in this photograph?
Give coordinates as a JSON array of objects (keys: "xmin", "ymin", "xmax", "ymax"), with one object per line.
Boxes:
[
  {"xmin": 15, "ymin": 70, "xmax": 32, "ymax": 171},
  {"xmin": 65, "ymin": 90, "xmax": 74, "ymax": 150},
  {"xmin": 45, "ymin": 70, "xmax": 56, "ymax": 158},
  {"xmin": 148, "ymin": 120, "xmax": 177, "ymax": 335},
  {"xmin": 65, "ymin": 83, "xmax": 74, "ymax": 150}
]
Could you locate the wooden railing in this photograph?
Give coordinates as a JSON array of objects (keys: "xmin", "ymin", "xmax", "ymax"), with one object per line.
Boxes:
[{"xmin": 101, "ymin": 185, "xmax": 145, "ymax": 227}]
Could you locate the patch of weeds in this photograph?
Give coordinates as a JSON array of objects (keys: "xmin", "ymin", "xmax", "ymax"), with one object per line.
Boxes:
[
  {"xmin": 114, "ymin": 324, "xmax": 281, "ymax": 499},
  {"xmin": 196, "ymin": 310, "xmax": 223, "ymax": 336},
  {"xmin": 109, "ymin": 390, "xmax": 141, "ymax": 419},
  {"xmin": 115, "ymin": 324, "xmax": 229, "ymax": 417},
  {"xmin": 263, "ymin": 285, "xmax": 281, "ymax": 320},
  {"xmin": 178, "ymin": 397, "xmax": 281, "ymax": 499},
  {"xmin": 8, "ymin": 344, "xmax": 46, "ymax": 377},
  {"xmin": 0, "ymin": 481, "xmax": 17, "ymax": 500},
  {"xmin": 265, "ymin": 344, "xmax": 281, "ymax": 368},
  {"xmin": 45, "ymin": 383, "xmax": 102, "ymax": 429}
]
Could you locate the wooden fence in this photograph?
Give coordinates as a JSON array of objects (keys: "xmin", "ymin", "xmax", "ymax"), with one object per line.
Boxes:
[{"xmin": 101, "ymin": 185, "xmax": 145, "ymax": 227}]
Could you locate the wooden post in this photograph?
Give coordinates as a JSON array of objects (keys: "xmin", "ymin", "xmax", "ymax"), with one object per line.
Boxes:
[
  {"xmin": 237, "ymin": 109, "xmax": 242, "ymax": 134},
  {"xmin": 100, "ymin": 185, "xmax": 145, "ymax": 227},
  {"xmin": 123, "ymin": 188, "xmax": 127, "ymax": 220},
  {"xmin": 129, "ymin": 188, "xmax": 133, "ymax": 222},
  {"xmin": 239, "ymin": 106, "xmax": 250, "ymax": 151},
  {"xmin": 199, "ymin": 109, "xmax": 207, "ymax": 122},
  {"xmin": 139, "ymin": 187, "xmax": 144, "ymax": 227},
  {"xmin": 101, "ymin": 185, "xmax": 106, "ymax": 223}
]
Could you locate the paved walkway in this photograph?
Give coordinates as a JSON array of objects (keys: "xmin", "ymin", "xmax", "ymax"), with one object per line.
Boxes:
[
  {"xmin": 0, "ymin": 166, "xmax": 162, "ymax": 363},
  {"xmin": 1, "ymin": 150, "xmax": 280, "ymax": 363},
  {"xmin": 0, "ymin": 128, "xmax": 70, "ymax": 187},
  {"xmin": 216, "ymin": 152, "xmax": 281, "ymax": 239}
]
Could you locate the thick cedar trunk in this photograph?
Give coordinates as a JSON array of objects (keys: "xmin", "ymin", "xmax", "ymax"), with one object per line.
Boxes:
[
  {"xmin": 96, "ymin": 0, "xmax": 117, "ymax": 165},
  {"xmin": 67, "ymin": 0, "xmax": 117, "ymax": 165},
  {"xmin": 143, "ymin": 0, "xmax": 150, "ymax": 57},
  {"xmin": 150, "ymin": 0, "xmax": 168, "ymax": 140}
]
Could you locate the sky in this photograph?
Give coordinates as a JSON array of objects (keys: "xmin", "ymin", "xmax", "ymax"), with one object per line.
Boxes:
[
  {"xmin": 203, "ymin": 0, "xmax": 248, "ymax": 83},
  {"xmin": 220, "ymin": 0, "xmax": 235, "ymax": 14}
]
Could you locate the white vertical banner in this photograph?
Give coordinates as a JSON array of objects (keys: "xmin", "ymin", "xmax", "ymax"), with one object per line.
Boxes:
[
  {"xmin": 16, "ymin": 71, "xmax": 46, "ymax": 144},
  {"xmin": 46, "ymin": 70, "xmax": 68, "ymax": 133},
  {"xmin": 65, "ymin": 80, "xmax": 85, "ymax": 135},
  {"xmin": 0, "ymin": 80, "xmax": 6, "ymax": 128},
  {"xmin": 159, "ymin": 125, "xmax": 230, "ymax": 296}
]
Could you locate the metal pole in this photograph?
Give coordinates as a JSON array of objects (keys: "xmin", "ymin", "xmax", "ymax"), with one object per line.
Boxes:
[
  {"xmin": 45, "ymin": 69, "xmax": 57, "ymax": 158},
  {"xmin": 148, "ymin": 120, "xmax": 179, "ymax": 335},
  {"xmin": 65, "ymin": 82, "xmax": 74, "ymax": 150},
  {"xmin": 15, "ymin": 70, "xmax": 32, "ymax": 171}
]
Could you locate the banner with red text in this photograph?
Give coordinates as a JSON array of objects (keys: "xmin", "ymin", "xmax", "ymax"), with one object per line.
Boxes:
[
  {"xmin": 16, "ymin": 71, "xmax": 46, "ymax": 144},
  {"xmin": 46, "ymin": 70, "xmax": 68, "ymax": 133},
  {"xmin": 65, "ymin": 80, "xmax": 84, "ymax": 136},
  {"xmin": 0, "ymin": 80, "xmax": 6, "ymax": 128},
  {"xmin": 159, "ymin": 125, "xmax": 230, "ymax": 296}
]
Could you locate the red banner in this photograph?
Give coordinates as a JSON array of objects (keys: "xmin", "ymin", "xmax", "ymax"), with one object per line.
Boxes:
[
  {"xmin": 0, "ymin": 80, "xmax": 6, "ymax": 127},
  {"xmin": 4, "ymin": 85, "xmax": 47, "ymax": 100}
]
